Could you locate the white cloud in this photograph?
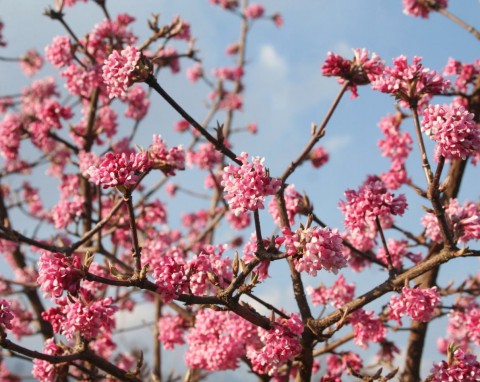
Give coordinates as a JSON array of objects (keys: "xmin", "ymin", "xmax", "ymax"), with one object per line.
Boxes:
[
  {"xmin": 325, "ymin": 134, "xmax": 352, "ymax": 152},
  {"xmin": 258, "ymin": 44, "xmax": 288, "ymax": 78}
]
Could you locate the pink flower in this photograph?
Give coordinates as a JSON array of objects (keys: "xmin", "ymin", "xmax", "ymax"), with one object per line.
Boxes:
[
  {"xmin": 430, "ymin": 348, "xmax": 480, "ymax": 381},
  {"xmin": 102, "ymin": 46, "xmax": 142, "ymax": 98},
  {"xmin": 45, "ymin": 36, "xmax": 72, "ymax": 68},
  {"xmin": 152, "ymin": 254, "xmax": 188, "ymax": 302},
  {"xmin": 279, "ymin": 226, "xmax": 346, "ymax": 276},
  {"xmin": 19, "ymin": 49, "xmax": 43, "ymax": 76},
  {"xmin": 32, "ymin": 338, "xmax": 64, "ymax": 381},
  {"xmin": 403, "ymin": 0, "xmax": 448, "ymax": 19},
  {"xmin": 124, "ymin": 85, "xmax": 150, "ymax": 120},
  {"xmin": 174, "ymin": 119, "xmax": 190, "ymax": 132},
  {"xmin": 272, "ymin": 13, "xmax": 284, "ymax": 27},
  {"xmin": 149, "ymin": 135, "xmax": 186, "ymax": 175},
  {"xmin": 0, "ymin": 113, "xmax": 22, "ymax": 160},
  {"xmin": 376, "ymin": 238, "xmax": 422, "ymax": 268},
  {"xmin": 158, "ymin": 313, "xmax": 187, "ymax": 350},
  {"xmin": 37, "ymin": 252, "xmax": 83, "ymax": 299},
  {"xmin": 87, "ymin": 151, "xmax": 152, "ymax": 190},
  {"xmin": 0, "ymin": 299, "xmax": 14, "ymax": 329},
  {"xmin": 244, "ymin": 4, "xmax": 264, "ymax": 19},
  {"xmin": 350, "ymin": 309, "xmax": 386, "ymax": 348},
  {"xmin": 186, "ymin": 63, "xmax": 203, "ymax": 83},
  {"xmin": 61, "ymin": 63, "xmax": 102, "ymax": 98},
  {"xmin": 221, "ymin": 152, "xmax": 281, "ymax": 215},
  {"xmin": 307, "ymin": 274, "xmax": 355, "ymax": 308},
  {"xmin": 422, "ymin": 104, "xmax": 480, "ymax": 160},
  {"xmin": 310, "ymin": 146, "xmax": 329, "ymax": 168},
  {"xmin": 371, "ymin": 55, "xmax": 449, "ymax": 103},
  {"xmin": 322, "ymin": 48, "xmax": 384, "ymax": 98},
  {"xmin": 268, "ymin": 184, "xmax": 304, "ymax": 226},
  {"xmin": 325, "ymin": 352, "xmax": 363, "ymax": 379},
  {"xmin": 209, "ymin": 0, "xmax": 239, "ymax": 10},
  {"xmin": 340, "ymin": 176, "xmax": 407, "ymax": 232},
  {"xmin": 422, "ymin": 198, "xmax": 480, "ymax": 244},
  {"xmin": 187, "ymin": 142, "xmax": 222, "ymax": 170},
  {"xmin": 212, "ymin": 66, "xmax": 244, "ymax": 81},
  {"xmin": 389, "ymin": 286, "xmax": 440, "ymax": 324}
]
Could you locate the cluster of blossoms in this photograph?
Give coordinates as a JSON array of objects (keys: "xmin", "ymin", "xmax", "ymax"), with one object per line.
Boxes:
[
  {"xmin": 102, "ymin": 46, "xmax": 150, "ymax": 98},
  {"xmin": 244, "ymin": 3, "xmax": 265, "ymax": 19},
  {"xmin": 19, "ymin": 49, "xmax": 43, "ymax": 77},
  {"xmin": 187, "ymin": 142, "xmax": 222, "ymax": 170},
  {"xmin": 87, "ymin": 151, "xmax": 152, "ymax": 190},
  {"xmin": 32, "ymin": 339, "xmax": 64, "ymax": 381},
  {"xmin": 44, "ymin": 35, "xmax": 73, "ymax": 68},
  {"xmin": 157, "ymin": 313, "xmax": 188, "ymax": 350},
  {"xmin": 371, "ymin": 55, "xmax": 449, "ymax": 105},
  {"xmin": 422, "ymin": 198, "xmax": 480, "ymax": 244},
  {"xmin": 0, "ymin": 299, "xmax": 14, "ymax": 329},
  {"xmin": 148, "ymin": 134, "xmax": 186, "ymax": 175},
  {"xmin": 268, "ymin": 184, "xmax": 305, "ymax": 226},
  {"xmin": 322, "ymin": 352, "xmax": 363, "ymax": 381},
  {"xmin": 421, "ymin": 104, "xmax": 480, "ymax": 160},
  {"xmin": 309, "ymin": 145, "xmax": 329, "ymax": 168},
  {"xmin": 221, "ymin": 152, "xmax": 281, "ymax": 216},
  {"xmin": 377, "ymin": 113, "xmax": 412, "ymax": 189},
  {"xmin": 37, "ymin": 251, "xmax": 83, "ymax": 298},
  {"xmin": 389, "ymin": 286, "xmax": 440, "ymax": 324},
  {"xmin": 322, "ymin": 48, "xmax": 384, "ymax": 98},
  {"xmin": 340, "ymin": 177, "xmax": 407, "ymax": 230},
  {"xmin": 402, "ymin": 0, "xmax": 448, "ymax": 19},
  {"xmin": 429, "ymin": 348, "xmax": 480, "ymax": 381},
  {"xmin": 376, "ymin": 238, "xmax": 422, "ymax": 269},
  {"xmin": 443, "ymin": 57, "xmax": 480, "ymax": 93},
  {"xmin": 307, "ymin": 274, "xmax": 355, "ymax": 308},
  {"xmin": 349, "ymin": 309, "xmax": 386, "ymax": 348},
  {"xmin": 278, "ymin": 225, "xmax": 347, "ymax": 276}
]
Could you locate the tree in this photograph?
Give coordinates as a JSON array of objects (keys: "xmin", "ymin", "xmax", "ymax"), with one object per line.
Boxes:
[{"xmin": 0, "ymin": 0, "xmax": 480, "ymax": 381}]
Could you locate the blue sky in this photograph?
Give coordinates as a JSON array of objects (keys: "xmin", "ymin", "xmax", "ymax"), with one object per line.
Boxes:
[{"xmin": 1, "ymin": 0, "xmax": 480, "ymax": 380}]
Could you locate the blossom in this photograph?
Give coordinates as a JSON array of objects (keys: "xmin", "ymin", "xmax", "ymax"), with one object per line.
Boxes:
[
  {"xmin": 422, "ymin": 104, "xmax": 480, "ymax": 160},
  {"xmin": 268, "ymin": 184, "xmax": 305, "ymax": 226},
  {"xmin": 221, "ymin": 152, "xmax": 281, "ymax": 215},
  {"xmin": 19, "ymin": 49, "xmax": 43, "ymax": 76},
  {"xmin": 307, "ymin": 274, "xmax": 355, "ymax": 308},
  {"xmin": 186, "ymin": 63, "xmax": 204, "ymax": 83},
  {"xmin": 102, "ymin": 46, "xmax": 144, "ymax": 98},
  {"xmin": 149, "ymin": 135, "xmax": 186, "ymax": 175},
  {"xmin": 350, "ymin": 309, "xmax": 386, "ymax": 348},
  {"xmin": 32, "ymin": 338, "xmax": 64, "ymax": 382},
  {"xmin": 37, "ymin": 252, "xmax": 83, "ymax": 299},
  {"xmin": 209, "ymin": 0, "xmax": 239, "ymax": 10},
  {"xmin": 124, "ymin": 85, "xmax": 150, "ymax": 120},
  {"xmin": 389, "ymin": 286, "xmax": 440, "ymax": 324},
  {"xmin": 244, "ymin": 4, "xmax": 264, "ymax": 19},
  {"xmin": 430, "ymin": 348, "xmax": 480, "ymax": 381},
  {"xmin": 371, "ymin": 55, "xmax": 449, "ymax": 103},
  {"xmin": 403, "ymin": 0, "xmax": 448, "ymax": 19},
  {"xmin": 0, "ymin": 113, "xmax": 22, "ymax": 160},
  {"xmin": 322, "ymin": 48, "xmax": 384, "ymax": 98},
  {"xmin": 376, "ymin": 238, "xmax": 422, "ymax": 268},
  {"xmin": 158, "ymin": 313, "xmax": 187, "ymax": 349},
  {"xmin": 278, "ymin": 226, "xmax": 346, "ymax": 276},
  {"xmin": 87, "ymin": 151, "xmax": 152, "ymax": 190},
  {"xmin": 45, "ymin": 36, "xmax": 72, "ymax": 68},
  {"xmin": 310, "ymin": 146, "xmax": 329, "ymax": 168},
  {"xmin": 0, "ymin": 299, "xmax": 14, "ymax": 329},
  {"xmin": 422, "ymin": 198, "xmax": 480, "ymax": 244},
  {"xmin": 187, "ymin": 142, "xmax": 222, "ymax": 170}
]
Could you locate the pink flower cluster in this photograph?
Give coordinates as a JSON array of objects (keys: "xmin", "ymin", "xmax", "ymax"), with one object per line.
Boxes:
[
  {"xmin": 0, "ymin": 299, "xmax": 14, "ymax": 329},
  {"xmin": 278, "ymin": 226, "xmax": 346, "ymax": 276},
  {"xmin": 187, "ymin": 142, "xmax": 222, "ymax": 170},
  {"xmin": 307, "ymin": 274, "xmax": 355, "ymax": 308},
  {"xmin": 124, "ymin": 85, "xmax": 150, "ymax": 120},
  {"xmin": 322, "ymin": 48, "xmax": 384, "ymax": 98},
  {"xmin": 221, "ymin": 152, "xmax": 281, "ymax": 216},
  {"xmin": 149, "ymin": 134, "xmax": 186, "ymax": 175},
  {"xmin": 310, "ymin": 146, "xmax": 329, "ymax": 168},
  {"xmin": 422, "ymin": 198, "xmax": 480, "ymax": 244},
  {"xmin": 37, "ymin": 251, "xmax": 83, "ymax": 299},
  {"xmin": 185, "ymin": 309, "xmax": 256, "ymax": 370},
  {"xmin": 443, "ymin": 57, "xmax": 480, "ymax": 93},
  {"xmin": 324, "ymin": 352, "xmax": 363, "ymax": 380},
  {"xmin": 102, "ymin": 46, "xmax": 141, "ymax": 98},
  {"xmin": 209, "ymin": 0, "xmax": 239, "ymax": 10},
  {"xmin": 45, "ymin": 35, "xmax": 73, "ymax": 68},
  {"xmin": 186, "ymin": 63, "xmax": 203, "ymax": 83},
  {"xmin": 403, "ymin": 0, "xmax": 448, "ymax": 19},
  {"xmin": 87, "ymin": 151, "xmax": 152, "ymax": 190},
  {"xmin": 32, "ymin": 338, "xmax": 63, "ymax": 381},
  {"xmin": 247, "ymin": 314, "xmax": 303, "ymax": 375},
  {"xmin": 268, "ymin": 184, "xmax": 304, "ymax": 226},
  {"xmin": 422, "ymin": 104, "xmax": 480, "ymax": 160},
  {"xmin": 19, "ymin": 49, "xmax": 43, "ymax": 77},
  {"xmin": 430, "ymin": 348, "xmax": 480, "ymax": 381},
  {"xmin": 371, "ymin": 55, "xmax": 449, "ymax": 103},
  {"xmin": 377, "ymin": 113, "xmax": 412, "ymax": 189},
  {"xmin": 158, "ymin": 313, "xmax": 187, "ymax": 350},
  {"xmin": 376, "ymin": 238, "xmax": 422, "ymax": 268},
  {"xmin": 389, "ymin": 286, "xmax": 440, "ymax": 324},
  {"xmin": 244, "ymin": 4, "xmax": 265, "ymax": 19},
  {"xmin": 349, "ymin": 309, "xmax": 386, "ymax": 348},
  {"xmin": 339, "ymin": 176, "xmax": 407, "ymax": 232}
]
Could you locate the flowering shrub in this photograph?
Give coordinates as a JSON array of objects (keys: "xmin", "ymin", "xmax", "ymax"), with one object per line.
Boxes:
[{"xmin": 0, "ymin": 1, "xmax": 480, "ymax": 382}]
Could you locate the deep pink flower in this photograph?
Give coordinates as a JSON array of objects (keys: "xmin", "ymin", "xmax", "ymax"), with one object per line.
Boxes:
[
  {"xmin": 443, "ymin": 57, "xmax": 480, "ymax": 93},
  {"xmin": 0, "ymin": 299, "xmax": 14, "ymax": 329},
  {"xmin": 422, "ymin": 104, "xmax": 480, "ymax": 160},
  {"xmin": 149, "ymin": 134, "xmax": 186, "ymax": 175},
  {"xmin": 403, "ymin": 0, "xmax": 448, "ymax": 19},
  {"xmin": 102, "ymin": 46, "xmax": 142, "ymax": 98},
  {"xmin": 307, "ymin": 274, "xmax": 355, "ymax": 308},
  {"xmin": 430, "ymin": 348, "xmax": 480, "ymax": 381},
  {"xmin": 124, "ymin": 85, "xmax": 149, "ymax": 120},
  {"xmin": 350, "ymin": 309, "xmax": 386, "ymax": 348},
  {"xmin": 310, "ymin": 145, "xmax": 329, "ymax": 168},
  {"xmin": 322, "ymin": 48, "xmax": 384, "ymax": 98},
  {"xmin": 37, "ymin": 251, "xmax": 83, "ymax": 298},
  {"xmin": 45, "ymin": 36, "xmax": 73, "ymax": 68},
  {"xmin": 325, "ymin": 352, "xmax": 363, "ymax": 379},
  {"xmin": 152, "ymin": 254, "xmax": 188, "ymax": 302},
  {"xmin": 0, "ymin": 113, "xmax": 22, "ymax": 160},
  {"xmin": 186, "ymin": 63, "xmax": 204, "ymax": 83},
  {"xmin": 158, "ymin": 313, "xmax": 187, "ymax": 350},
  {"xmin": 389, "ymin": 286, "xmax": 440, "ymax": 324},
  {"xmin": 32, "ymin": 338, "xmax": 64, "ymax": 382},
  {"xmin": 221, "ymin": 152, "xmax": 281, "ymax": 215}
]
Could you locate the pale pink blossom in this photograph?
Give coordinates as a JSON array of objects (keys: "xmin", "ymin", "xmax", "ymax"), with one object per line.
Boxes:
[
  {"xmin": 325, "ymin": 352, "xmax": 363, "ymax": 379},
  {"xmin": 187, "ymin": 142, "xmax": 222, "ymax": 170},
  {"xmin": 0, "ymin": 113, "xmax": 22, "ymax": 160},
  {"xmin": 61, "ymin": 63, "xmax": 102, "ymax": 98},
  {"xmin": 102, "ymin": 46, "xmax": 141, "ymax": 98},
  {"xmin": 32, "ymin": 338, "xmax": 64, "ymax": 382},
  {"xmin": 186, "ymin": 63, "xmax": 203, "ymax": 83},
  {"xmin": 268, "ymin": 184, "xmax": 304, "ymax": 226},
  {"xmin": 45, "ymin": 36, "xmax": 72, "ymax": 68},
  {"xmin": 158, "ymin": 314, "xmax": 187, "ymax": 349}
]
